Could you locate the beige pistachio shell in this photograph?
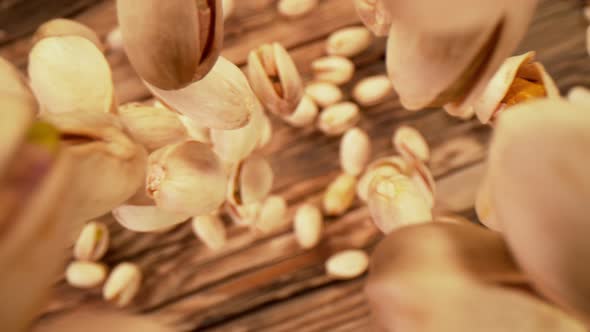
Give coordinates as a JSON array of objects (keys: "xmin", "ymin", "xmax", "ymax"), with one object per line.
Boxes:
[
  {"xmin": 32, "ymin": 18, "xmax": 103, "ymax": 51},
  {"xmin": 28, "ymin": 36, "xmax": 115, "ymax": 114},
  {"xmin": 567, "ymin": 86, "xmax": 590, "ymax": 109},
  {"xmin": 147, "ymin": 141, "xmax": 227, "ymax": 216},
  {"xmin": 147, "ymin": 57, "xmax": 254, "ymax": 130},
  {"xmin": 254, "ymin": 195, "xmax": 288, "ymax": 233},
  {"xmin": 192, "ymin": 215, "xmax": 227, "ymax": 250},
  {"xmin": 325, "ymin": 249, "xmax": 369, "ymax": 279},
  {"xmin": 326, "ymin": 26, "xmax": 374, "ymax": 57},
  {"xmin": 178, "ymin": 115, "xmax": 211, "ymax": 144},
  {"xmin": 305, "ymin": 82, "xmax": 343, "ymax": 108},
  {"xmin": 65, "ymin": 261, "xmax": 107, "ymax": 288},
  {"xmin": 227, "ymin": 155, "xmax": 274, "ymax": 206},
  {"xmin": 340, "ymin": 127, "xmax": 371, "ymax": 176},
  {"xmin": 257, "ymin": 114, "xmax": 273, "ymax": 149},
  {"xmin": 293, "ymin": 203, "xmax": 323, "ymax": 249},
  {"xmin": 103, "ymin": 262, "xmax": 142, "ymax": 307},
  {"xmin": 392, "ymin": 125, "xmax": 430, "ymax": 162},
  {"xmin": 357, "ymin": 156, "xmax": 409, "ymax": 201},
  {"xmin": 117, "ymin": 0, "xmax": 223, "ymax": 90},
  {"xmin": 317, "ymin": 102, "xmax": 360, "ymax": 136},
  {"xmin": 323, "ymin": 173, "xmax": 357, "ymax": 216},
  {"xmin": 113, "ymin": 203, "xmax": 190, "ymax": 232},
  {"xmin": 277, "ymin": 0, "xmax": 318, "ymax": 18},
  {"xmin": 284, "ymin": 94, "xmax": 319, "ymax": 127},
  {"xmin": 311, "ymin": 56, "xmax": 355, "ymax": 86},
  {"xmin": 353, "ymin": 0, "xmax": 392, "ymax": 36},
  {"xmin": 247, "ymin": 43, "xmax": 303, "ymax": 116},
  {"xmin": 222, "ymin": 0, "xmax": 235, "ymax": 20},
  {"xmin": 352, "ymin": 74, "xmax": 393, "ymax": 106},
  {"xmin": 225, "ymin": 201, "xmax": 261, "ymax": 226},
  {"xmin": 73, "ymin": 221, "xmax": 110, "ymax": 261},
  {"xmin": 489, "ymin": 99, "xmax": 590, "ymax": 321}
]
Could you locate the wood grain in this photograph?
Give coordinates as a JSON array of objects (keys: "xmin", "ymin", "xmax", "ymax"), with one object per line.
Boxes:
[{"xmin": 1, "ymin": 0, "xmax": 588, "ymax": 331}]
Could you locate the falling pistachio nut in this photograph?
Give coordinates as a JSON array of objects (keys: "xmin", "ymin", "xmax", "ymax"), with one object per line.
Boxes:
[
  {"xmin": 32, "ymin": 18, "xmax": 103, "ymax": 51},
  {"xmin": 73, "ymin": 221, "xmax": 110, "ymax": 261}
]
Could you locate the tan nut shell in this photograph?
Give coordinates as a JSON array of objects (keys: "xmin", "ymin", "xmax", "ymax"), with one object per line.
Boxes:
[
  {"xmin": 293, "ymin": 203, "xmax": 323, "ymax": 249},
  {"xmin": 227, "ymin": 155, "xmax": 274, "ymax": 206},
  {"xmin": 32, "ymin": 18, "xmax": 103, "ymax": 51},
  {"xmin": 192, "ymin": 215, "xmax": 227, "ymax": 250},
  {"xmin": 311, "ymin": 56, "xmax": 355, "ymax": 86},
  {"xmin": 113, "ymin": 203, "xmax": 190, "ymax": 233},
  {"xmin": 65, "ymin": 261, "xmax": 107, "ymax": 288},
  {"xmin": 285, "ymin": 95, "xmax": 319, "ymax": 127},
  {"xmin": 326, "ymin": 26, "xmax": 374, "ymax": 57},
  {"xmin": 340, "ymin": 127, "xmax": 371, "ymax": 176},
  {"xmin": 255, "ymin": 195, "xmax": 288, "ymax": 233},
  {"xmin": 357, "ymin": 156, "xmax": 409, "ymax": 202},
  {"xmin": 326, "ymin": 249, "xmax": 369, "ymax": 279},
  {"xmin": 73, "ymin": 221, "xmax": 109, "ymax": 261},
  {"xmin": 323, "ymin": 173, "xmax": 357, "ymax": 216},
  {"xmin": 318, "ymin": 102, "xmax": 361, "ymax": 136},
  {"xmin": 103, "ymin": 262, "xmax": 142, "ymax": 307}
]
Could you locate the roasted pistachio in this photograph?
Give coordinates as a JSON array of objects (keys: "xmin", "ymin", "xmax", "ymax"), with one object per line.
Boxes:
[
  {"xmin": 340, "ymin": 127, "xmax": 371, "ymax": 176},
  {"xmin": 318, "ymin": 102, "xmax": 360, "ymax": 136},
  {"xmin": 357, "ymin": 156, "xmax": 408, "ymax": 202},
  {"xmin": 311, "ymin": 56, "xmax": 355, "ymax": 86},
  {"xmin": 225, "ymin": 201, "xmax": 261, "ymax": 226},
  {"xmin": 278, "ymin": 0, "xmax": 318, "ymax": 18},
  {"xmin": 254, "ymin": 195, "xmax": 288, "ymax": 233},
  {"xmin": 227, "ymin": 155, "xmax": 274, "ymax": 206},
  {"xmin": 113, "ymin": 203, "xmax": 190, "ymax": 232},
  {"xmin": 73, "ymin": 221, "xmax": 109, "ymax": 261},
  {"xmin": 66, "ymin": 261, "xmax": 107, "ymax": 289},
  {"xmin": 352, "ymin": 74, "xmax": 393, "ymax": 106},
  {"xmin": 284, "ymin": 95, "xmax": 319, "ymax": 127},
  {"xmin": 192, "ymin": 215, "xmax": 227, "ymax": 250},
  {"xmin": 393, "ymin": 125, "xmax": 430, "ymax": 163},
  {"xmin": 567, "ymin": 86, "xmax": 590, "ymax": 109},
  {"xmin": 323, "ymin": 173, "xmax": 357, "ymax": 216},
  {"xmin": 326, "ymin": 26, "xmax": 374, "ymax": 57},
  {"xmin": 293, "ymin": 203, "xmax": 323, "ymax": 249},
  {"xmin": 325, "ymin": 249, "xmax": 369, "ymax": 279},
  {"xmin": 305, "ymin": 82, "xmax": 343, "ymax": 108},
  {"xmin": 103, "ymin": 262, "xmax": 142, "ymax": 307},
  {"xmin": 353, "ymin": 0, "xmax": 392, "ymax": 36},
  {"xmin": 32, "ymin": 18, "xmax": 103, "ymax": 51}
]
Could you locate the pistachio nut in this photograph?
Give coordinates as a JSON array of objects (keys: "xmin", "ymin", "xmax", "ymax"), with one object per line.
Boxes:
[
  {"xmin": 326, "ymin": 26, "xmax": 374, "ymax": 58},
  {"xmin": 227, "ymin": 155, "xmax": 274, "ymax": 206},
  {"xmin": 293, "ymin": 203, "xmax": 323, "ymax": 249},
  {"xmin": 222, "ymin": 0, "xmax": 235, "ymax": 20},
  {"xmin": 28, "ymin": 36, "xmax": 116, "ymax": 114},
  {"xmin": 257, "ymin": 115, "xmax": 273, "ymax": 149},
  {"xmin": 73, "ymin": 221, "xmax": 109, "ymax": 261},
  {"xmin": 367, "ymin": 173, "xmax": 432, "ymax": 234},
  {"xmin": 475, "ymin": 170, "xmax": 499, "ymax": 231},
  {"xmin": 192, "ymin": 215, "xmax": 227, "ymax": 250},
  {"xmin": 146, "ymin": 141, "xmax": 227, "ymax": 216},
  {"xmin": 357, "ymin": 156, "xmax": 408, "ymax": 201},
  {"xmin": 147, "ymin": 57, "xmax": 255, "ymax": 130},
  {"xmin": 323, "ymin": 173, "xmax": 357, "ymax": 216},
  {"xmin": 284, "ymin": 95, "xmax": 319, "ymax": 127},
  {"xmin": 393, "ymin": 125, "xmax": 430, "ymax": 163},
  {"xmin": 254, "ymin": 195, "xmax": 288, "ymax": 233},
  {"xmin": 325, "ymin": 249, "xmax": 369, "ymax": 279},
  {"xmin": 65, "ymin": 261, "xmax": 108, "ymax": 289},
  {"xmin": 340, "ymin": 127, "xmax": 371, "ymax": 176},
  {"xmin": 352, "ymin": 74, "xmax": 393, "ymax": 106},
  {"xmin": 353, "ymin": 0, "xmax": 392, "ymax": 36},
  {"xmin": 311, "ymin": 56, "xmax": 355, "ymax": 86},
  {"xmin": 118, "ymin": 104, "xmax": 188, "ymax": 151},
  {"xmin": 32, "ymin": 18, "xmax": 103, "ymax": 51},
  {"xmin": 178, "ymin": 114, "xmax": 211, "ymax": 144},
  {"xmin": 305, "ymin": 82, "xmax": 343, "ymax": 108},
  {"xmin": 277, "ymin": 0, "xmax": 318, "ymax": 18},
  {"xmin": 113, "ymin": 203, "xmax": 190, "ymax": 232},
  {"xmin": 117, "ymin": 0, "xmax": 223, "ymax": 90},
  {"xmin": 567, "ymin": 86, "xmax": 590, "ymax": 109},
  {"xmin": 103, "ymin": 262, "xmax": 142, "ymax": 307},
  {"xmin": 247, "ymin": 43, "xmax": 303, "ymax": 116},
  {"xmin": 225, "ymin": 201, "xmax": 261, "ymax": 226},
  {"xmin": 318, "ymin": 102, "xmax": 360, "ymax": 136},
  {"xmin": 106, "ymin": 26, "xmax": 123, "ymax": 52},
  {"xmin": 585, "ymin": 6, "xmax": 590, "ymax": 22}
]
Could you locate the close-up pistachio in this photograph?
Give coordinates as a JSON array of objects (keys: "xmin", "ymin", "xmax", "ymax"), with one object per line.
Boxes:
[
  {"xmin": 192, "ymin": 215, "xmax": 227, "ymax": 250},
  {"xmin": 103, "ymin": 262, "xmax": 142, "ymax": 308},
  {"xmin": 567, "ymin": 85, "xmax": 590, "ymax": 109},
  {"xmin": 65, "ymin": 261, "xmax": 108, "ymax": 289},
  {"xmin": 254, "ymin": 195, "xmax": 288, "ymax": 234},
  {"xmin": 305, "ymin": 81, "xmax": 343, "ymax": 108},
  {"xmin": 352, "ymin": 74, "xmax": 393, "ymax": 106},
  {"xmin": 311, "ymin": 56, "xmax": 355, "ymax": 86},
  {"xmin": 293, "ymin": 203, "xmax": 323, "ymax": 249},
  {"xmin": 32, "ymin": 18, "xmax": 103, "ymax": 51},
  {"xmin": 357, "ymin": 156, "xmax": 408, "ymax": 202},
  {"xmin": 325, "ymin": 249, "xmax": 369, "ymax": 280},
  {"xmin": 116, "ymin": 0, "xmax": 223, "ymax": 90},
  {"xmin": 112, "ymin": 203, "xmax": 190, "ymax": 233},
  {"xmin": 340, "ymin": 127, "xmax": 371, "ymax": 176},
  {"xmin": 317, "ymin": 101, "xmax": 360, "ymax": 136},
  {"xmin": 73, "ymin": 221, "xmax": 110, "ymax": 262},
  {"xmin": 323, "ymin": 173, "xmax": 357, "ymax": 216},
  {"xmin": 247, "ymin": 43, "xmax": 303, "ymax": 116},
  {"xmin": 326, "ymin": 26, "xmax": 374, "ymax": 58},
  {"xmin": 106, "ymin": 26, "xmax": 123, "ymax": 52},
  {"xmin": 225, "ymin": 201, "xmax": 261, "ymax": 226},
  {"xmin": 177, "ymin": 114, "xmax": 212, "ymax": 144},
  {"xmin": 353, "ymin": 0, "xmax": 392, "ymax": 36},
  {"xmin": 227, "ymin": 155, "xmax": 274, "ymax": 207},
  {"xmin": 277, "ymin": 0, "xmax": 318, "ymax": 18},
  {"xmin": 392, "ymin": 125, "xmax": 430, "ymax": 163},
  {"xmin": 284, "ymin": 94, "xmax": 319, "ymax": 127},
  {"xmin": 257, "ymin": 114, "xmax": 273, "ymax": 149}
]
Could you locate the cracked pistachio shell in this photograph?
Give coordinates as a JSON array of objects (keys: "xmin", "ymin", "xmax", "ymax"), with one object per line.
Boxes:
[
  {"xmin": 103, "ymin": 262, "xmax": 141, "ymax": 307},
  {"xmin": 474, "ymin": 52, "xmax": 560, "ymax": 124},
  {"xmin": 340, "ymin": 127, "xmax": 371, "ymax": 176},
  {"xmin": 293, "ymin": 203, "xmax": 323, "ymax": 249},
  {"xmin": 117, "ymin": 0, "xmax": 223, "ymax": 90},
  {"xmin": 118, "ymin": 104, "xmax": 188, "ymax": 151},
  {"xmin": 353, "ymin": 0, "xmax": 392, "ymax": 36},
  {"xmin": 192, "ymin": 215, "xmax": 227, "ymax": 250},
  {"xmin": 284, "ymin": 95, "xmax": 319, "ymax": 127},
  {"xmin": 305, "ymin": 82, "xmax": 343, "ymax": 108},
  {"xmin": 357, "ymin": 156, "xmax": 408, "ymax": 202},
  {"xmin": 247, "ymin": 43, "xmax": 303, "ymax": 116},
  {"xmin": 352, "ymin": 74, "xmax": 393, "ymax": 107},
  {"xmin": 28, "ymin": 36, "xmax": 115, "ymax": 114},
  {"xmin": 147, "ymin": 141, "xmax": 227, "ymax": 216},
  {"xmin": 318, "ymin": 102, "xmax": 360, "ymax": 136},
  {"xmin": 147, "ymin": 57, "xmax": 254, "ymax": 130},
  {"xmin": 277, "ymin": 0, "xmax": 318, "ymax": 18},
  {"xmin": 367, "ymin": 173, "xmax": 432, "ymax": 234},
  {"xmin": 567, "ymin": 86, "xmax": 590, "ymax": 109},
  {"xmin": 326, "ymin": 26, "xmax": 374, "ymax": 58},
  {"xmin": 392, "ymin": 125, "xmax": 430, "ymax": 162},
  {"xmin": 367, "ymin": 223, "xmax": 583, "ymax": 332},
  {"xmin": 32, "ymin": 18, "xmax": 103, "ymax": 51},
  {"xmin": 65, "ymin": 261, "xmax": 107, "ymax": 288},
  {"xmin": 73, "ymin": 221, "xmax": 109, "ymax": 261},
  {"xmin": 311, "ymin": 56, "xmax": 355, "ymax": 86},
  {"xmin": 225, "ymin": 201, "xmax": 261, "ymax": 226},
  {"xmin": 227, "ymin": 155, "xmax": 274, "ymax": 206},
  {"xmin": 254, "ymin": 195, "xmax": 288, "ymax": 233},
  {"xmin": 323, "ymin": 173, "xmax": 357, "ymax": 216},
  {"xmin": 326, "ymin": 249, "xmax": 369, "ymax": 279},
  {"xmin": 489, "ymin": 99, "xmax": 590, "ymax": 321},
  {"xmin": 113, "ymin": 203, "xmax": 190, "ymax": 232}
]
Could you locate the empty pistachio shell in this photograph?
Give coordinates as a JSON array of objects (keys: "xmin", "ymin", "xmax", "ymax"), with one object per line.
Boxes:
[
  {"xmin": 340, "ymin": 127, "xmax": 371, "ymax": 176},
  {"xmin": 352, "ymin": 74, "xmax": 393, "ymax": 106},
  {"xmin": 357, "ymin": 156, "xmax": 408, "ymax": 202},
  {"xmin": 325, "ymin": 249, "xmax": 369, "ymax": 279},
  {"xmin": 118, "ymin": 105, "xmax": 188, "ymax": 151},
  {"xmin": 192, "ymin": 215, "xmax": 227, "ymax": 250},
  {"xmin": 353, "ymin": 0, "xmax": 392, "ymax": 36},
  {"xmin": 66, "ymin": 261, "xmax": 107, "ymax": 289},
  {"xmin": 73, "ymin": 221, "xmax": 109, "ymax": 261},
  {"xmin": 32, "ymin": 18, "xmax": 103, "ymax": 51},
  {"xmin": 326, "ymin": 26, "xmax": 374, "ymax": 57},
  {"xmin": 305, "ymin": 82, "xmax": 343, "ymax": 108},
  {"xmin": 311, "ymin": 56, "xmax": 355, "ymax": 85},
  {"xmin": 284, "ymin": 95, "xmax": 319, "ymax": 127},
  {"xmin": 227, "ymin": 155, "xmax": 274, "ymax": 206},
  {"xmin": 393, "ymin": 125, "xmax": 430, "ymax": 163},
  {"xmin": 247, "ymin": 43, "xmax": 303, "ymax": 116},
  {"xmin": 474, "ymin": 51, "xmax": 560, "ymax": 124},
  {"xmin": 106, "ymin": 26, "xmax": 123, "ymax": 52},
  {"xmin": 368, "ymin": 173, "xmax": 432, "ymax": 233},
  {"xmin": 254, "ymin": 195, "xmax": 288, "ymax": 233},
  {"xmin": 323, "ymin": 173, "xmax": 357, "ymax": 216},
  {"xmin": 222, "ymin": 0, "xmax": 235, "ymax": 20},
  {"xmin": 28, "ymin": 36, "xmax": 115, "ymax": 114},
  {"xmin": 277, "ymin": 0, "xmax": 318, "ymax": 18},
  {"xmin": 318, "ymin": 102, "xmax": 360, "ymax": 136},
  {"xmin": 567, "ymin": 86, "xmax": 590, "ymax": 109},
  {"xmin": 147, "ymin": 141, "xmax": 227, "ymax": 216},
  {"xmin": 117, "ymin": 0, "xmax": 223, "ymax": 90},
  {"xmin": 257, "ymin": 115, "xmax": 273, "ymax": 149},
  {"xmin": 103, "ymin": 262, "xmax": 142, "ymax": 307},
  {"xmin": 148, "ymin": 57, "xmax": 255, "ymax": 130},
  {"xmin": 113, "ymin": 203, "xmax": 190, "ymax": 232},
  {"xmin": 293, "ymin": 203, "xmax": 323, "ymax": 249}
]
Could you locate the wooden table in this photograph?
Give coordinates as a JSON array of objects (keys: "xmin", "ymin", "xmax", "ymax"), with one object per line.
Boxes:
[{"xmin": 2, "ymin": 0, "xmax": 589, "ymax": 330}]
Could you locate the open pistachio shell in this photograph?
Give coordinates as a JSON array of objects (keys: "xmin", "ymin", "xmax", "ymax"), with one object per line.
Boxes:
[
  {"xmin": 147, "ymin": 57, "xmax": 253, "ymax": 130},
  {"xmin": 32, "ymin": 18, "xmax": 103, "ymax": 51},
  {"xmin": 353, "ymin": 0, "xmax": 392, "ymax": 36},
  {"xmin": 147, "ymin": 141, "xmax": 227, "ymax": 216},
  {"xmin": 227, "ymin": 155, "xmax": 274, "ymax": 206},
  {"xmin": 117, "ymin": 0, "xmax": 223, "ymax": 90},
  {"xmin": 474, "ymin": 51, "xmax": 560, "ymax": 124},
  {"xmin": 489, "ymin": 99, "xmax": 590, "ymax": 322},
  {"xmin": 28, "ymin": 36, "xmax": 115, "ymax": 114},
  {"xmin": 113, "ymin": 203, "xmax": 189, "ymax": 232},
  {"xmin": 392, "ymin": 125, "xmax": 430, "ymax": 162},
  {"xmin": 357, "ymin": 156, "xmax": 408, "ymax": 202}
]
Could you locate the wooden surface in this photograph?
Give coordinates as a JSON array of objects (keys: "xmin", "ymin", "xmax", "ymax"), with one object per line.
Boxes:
[{"xmin": 2, "ymin": 0, "xmax": 590, "ymax": 331}]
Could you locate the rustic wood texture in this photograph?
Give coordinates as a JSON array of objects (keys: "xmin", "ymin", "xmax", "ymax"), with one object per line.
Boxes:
[{"xmin": 1, "ymin": 0, "xmax": 589, "ymax": 331}]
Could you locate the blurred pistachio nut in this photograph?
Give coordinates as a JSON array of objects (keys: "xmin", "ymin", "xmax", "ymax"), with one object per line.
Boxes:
[
  {"xmin": 357, "ymin": 156, "xmax": 408, "ymax": 201},
  {"xmin": 318, "ymin": 102, "xmax": 360, "ymax": 136},
  {"xmin": 257, "ymin": 115, "xmax": 273, "ymax": 149},
  {"xmin": 475, "ymin": 171, "xmax": 500, "ymax": 231},
  {"xmin": 117, "ymin": 0, "xmax": 223, "ymax": 90},
  {"xmin": 326, "ymin": 26, "xmax": 374, "ymax": 57},
  {"xmin": 407, "ymin": 156, "xmax": 436, "ymax": 208},
  {"xmin": 225, "ymin": 201, "xmax": 261, "ymax": 226},
  {"xmin": 222, "ymin": 0, "xmax": 235, "ymax": 20},
  {"xmin": 368, "ymin": 173, "xmax": 432, "ymax": 233},
  {"xmin": 106, "ymin": 26, "xmax": 123, "ymax": 52},
  {"xmin": 66, "ymin": 261, "xmax": 107, "ymax": 288},
  {"xmin": 103, "ymin": 262, "xmax": 142, "ymax": 307},
  {"xmin": 178, "ymin": 115, "xmax": 211, "ymax": 144},
  {"xmin": 353, "ymin": 0, "xmax": 392, "ymax": 36},
  {"xmin": 247, "ymin": 43, "xmax": 303, "ymax": 116},
  {"xmin": 147, "ymin": 57, "xmax": 254, "ymax": 130},
  {"xmin": 326, "ymin": 249, "xmax": 369, "ymax": 279},
  {"xmin": 352, "ymin": 74, "xmax": 393, "ymax": 106},
  {"xmin": 567, "ymin": 86, "xmax": 590, "ymax": 109},
  {"xmin": 113, "ymin": 203, "xmax": 190, "ymax": 232},
  {"xmin": 147, "ymin": 141, "xmax": 227, "ymax": 216},
  {"xmin": 74, "ymin": 221, "xmax": 109, "ymax": 261},
  {"xmin": 118, "ymin": 104, "xmax": 188, "ymax": 151},
  {"xmin": 340, "ymin": 127, "xmax": 371, "ymax": 176},
  {"xmin": 227, "ymin": 155, "xmax": 274, "ymax": 206},
  {"xmin": 192, "ymin": 215, "xmax": 227, "ymax": 250},
  {"xmin": 305, "ymin": 82, "xmax": 343, "ymax": 108},
  {"xmin": 311, "ymin": 56, "xmax": 355, "ymax": 86},
  {"xmin": 284, "ymin": 95, "xmax": 319, "ymax": 127},
  {"xmin": 393, "ymin": 125, "xmax": 430, "ymax": 163},
  {"xmin": 294, "ymin": 203, "xmax": 323, "ymax": 249},
  {"xmin": 323, "ymin": 173, "xmax": 357, "ymax": 216},
  {"xmin": 473, "ymin": 51, "xmax": 560, "ymax": 124},
  {"xmin": 254, "ymin": 195, "xmax": 288, "ymax": 233},
  {"xmin": 277, "ymin": 0, "xmax": 318, "ymax": 18},
  {"xmin": 32, "ymin": 18, "xmax": 103, "ymax": 51},
  {"xmin": 435, "ymin": 213, "xmax": 473, "ymax": 225},
  {"xmin": 28, "ymin": 36, "xmax": 116, "ymax": 114}
]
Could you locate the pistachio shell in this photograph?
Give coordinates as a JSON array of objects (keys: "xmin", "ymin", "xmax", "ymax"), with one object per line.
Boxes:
[
  {"xmin": 257, "ymin": 115, "xmax": 273, "ymax": 149},
  {"xmin": 103, "ymin": 262, "xmax": 141, "ymax": 307},
  {"xmin": 340, "ymin": 127, "xmax": 371, "ymax": 176},
  {"xmin": 326, "ymin": 26, "xmax": 374, "ymax": 57},
  {"xmin": 284, "ymin": 95, "xmax": 319, "ymax": 127},
  {"xmin": 318, "ymin": 102, "xmax": 360, "ymax": 136},
  {"xmin": 293, "ymin": 203, "xmax": 323, "ymax": 249},
  {"xmin": 225, "ymin": 201, "xmax": 261, "ymax": 226},
  {"xmin": 475, "ymin": 170, "xmax": 499, "ymax": 231},
  {"xmin": 113, "ymin": 203, "xmax": 189, "ymax": 232},
  {"xmin": 192, "ymin": 215, "xmax": 227, "ymax": 250},
  {"xmin": 357, "ymin": 156, "xmax": 408, "ymax": 202},
  {"xmin": 222, "ymin": 0, "xmax": 235, "ymax": 20},
  {"xmin": 147, "ymin": 141, "xmax": 227, "ymax": 216},
  {"xmin": 227, "ymin": 155, "xmax": 274, "ymax": 206},
  {"xmin": 353, "ymin": 0, "xmax": 392, "ymax": 36},
  {"xmin": 392, "ymin": 125, "xmax": 430, "ymax": 162},
  {"xmin": 325, "ymin": 249, "xmax": 369, "ymax": 279},
  {"xmin": 352, "ymin": 74, "xmax": 393, "ymax": 106},
  {"xmin": 117, "ymin": 0, "xmax": 223, "ymax": 90},
  {"xmin": 311, "ymin": 56, "xmax": 355, "ymax": 85},
  {"xmin": 323, "ymin": 173, "xmax": 357, "ymax": 216},
  {"xmin": 178, "ymin": 115, "xmax": 211, "ymax": 144},
  {"xmin": 32, "ymin": 18, "xmax": 103, "ymax": 51},
  {"xmin": 147, "ymin": 57, "xmax": 254, "ymax": 130},
  {"xmin": 567, "ymin": 86, "xmax": 590, "ymax": 109},
  {"xmin": 277, "ymin": 0, "xmax": 318, "ymax": 18},
  {"xmin": 28, "ymin": 36, "xmax": 115, "ymax": 114},
  {"xmin": 65, "ymin": 261, "xmax": 107, "ymax": 288},
  {"xmin": 73, "ymin": 221, "xmax": 110, "ymax": 261},
  {"xmin": 305, "ymin": 82, "xmax": 343, "ymax": 108},
  {"xmin": 254, "ymin": 195, "xmax": 288, "ymax": 233},
  {"xmin": 106, "ymin": 26, "xmax": 123, "ymax": 52}
]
